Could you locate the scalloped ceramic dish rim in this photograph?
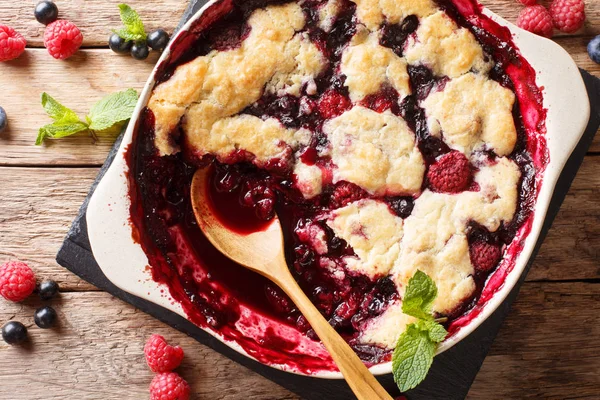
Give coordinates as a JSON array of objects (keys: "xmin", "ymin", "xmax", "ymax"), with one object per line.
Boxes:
[{"xmin": 86, "ymin": 0, "xmax": 590, "ymax": 379}]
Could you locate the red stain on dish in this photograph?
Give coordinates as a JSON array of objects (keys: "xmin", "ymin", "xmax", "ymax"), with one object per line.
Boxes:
[{"xmin": 125, "ymin": 0, "xmax": 548, "ymax": 374}]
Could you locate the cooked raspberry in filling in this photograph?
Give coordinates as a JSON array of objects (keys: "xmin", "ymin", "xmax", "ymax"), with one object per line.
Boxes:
[{"xmin": 127, "ymin": 0, "xmax": 545, "ymax": 365}]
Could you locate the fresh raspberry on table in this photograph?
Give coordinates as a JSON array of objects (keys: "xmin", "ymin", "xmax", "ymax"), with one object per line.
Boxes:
[
  {"xmin": 144, "ymin": 334, "xmax": 185, "ymax": 373},
  {"xmin": 470, "ymin": 241, "xmax": 502, "ymax": 272},
  {"xmin": 149, "ymin": 372, "xmax": 190, "ymax": 400},
  {"xmin": 427, "ymin": 151, "xmax": 472, "ymax": 193},
  {"xmin": 317, "ymin": 89, "xmax": 352, "ymax": 119},
  {"xmin": 517, "ymin": 0, "xmax": 537, "ymax": 6},
  {"xmin": 43, "ymin": 20, "xmax": 83, "ymax": 60},
  {"xmin": 0, "ymin": 261, "xmax": 36, "ymax": 302},
  {"xmin": 0, "ymin": 26, "xmax": 26, "ymax": 62},
  {"xmin": 516, "ymin": 5, "xmax": 554, "ymax": 38},
  {"xmin": 549, "ymin": 0, "xmax": 586, "ymax": 33}
]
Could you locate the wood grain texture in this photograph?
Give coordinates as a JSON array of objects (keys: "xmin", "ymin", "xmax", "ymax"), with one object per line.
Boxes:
[
  {"xmin": 0, "ymin": 167, "xmax": 98, "ymax": 291},
  {"xmin": 0, "ymin": 49, "xmax": 158, "ymax": 166},
  {"xmin": 1, "ymin": 0, "xmax": 599, "ymax": 47},
  {"xmin": 1, "ymin": 0, "xmax": 187, "ymax": 47},
  {"xmin": 0, "ymin": 46, "xmax": 597, "ymax": 166},
  {"xmin": 468, "ymin": 282, "xmax": 600, "ymax": 399},
  {"xmin": 0, "ymin": 292, "xmax": 298, "ymax": 400}
]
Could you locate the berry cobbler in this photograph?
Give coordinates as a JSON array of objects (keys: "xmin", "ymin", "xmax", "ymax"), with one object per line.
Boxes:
[{"xmin": 127, "ymin": 0, "xmax": 547, "ymax": 370}]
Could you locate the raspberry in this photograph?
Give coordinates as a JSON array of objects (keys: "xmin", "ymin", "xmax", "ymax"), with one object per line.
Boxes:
[
  {"xmin": 470, "ymin": 241, "xmax": 502, "ymax": 272},
  {"xmin": 427, "ymin": 151, "xmax": 472, "ymax": 193},
  {"xmin": 549, "ymin": 0, "xmax": 586, "ymax": 33},
  {"xmin": 144, "ymin": 334, "xmax": 185, "ymax": 373},
  {"xmin": 0, "ymin": 261, "xmax": 36, "ymax": 302},
  {"xmin": 516, "ymin": 5, "xmax": 554, "ymax": 38},
  {"xmin": 517, "ymin": 0, "xmax": 537, "ymax": 5},
  {"xmin": 0, "ymin": 26, "xmax": 26, "ymax": 62},
  {"xmin": 44, "ymin": 20, "xmax": 83, "ymax": 60},
  {"xmin": 330, "ymin": 181, "xmax": 367, "ymax": 208},
  {"xmin": 149, "ymin": 372, "xmax": 190, "ymax": 400},
  {"xmin": 317, "ymin": 89, "xmax": 352, "ymax": 119}
]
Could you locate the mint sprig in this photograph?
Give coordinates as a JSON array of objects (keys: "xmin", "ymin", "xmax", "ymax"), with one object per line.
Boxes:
[
  {"xmin": 392, "ymin": 270, "xmax": 448, "ymax": 392},
  {"xmin": 113, "ymin": 4, "xmax": 147, "ymax": 41},
  {"xmin": 36, "ymin": 89, "xmax": 138, "ymax": 145}
]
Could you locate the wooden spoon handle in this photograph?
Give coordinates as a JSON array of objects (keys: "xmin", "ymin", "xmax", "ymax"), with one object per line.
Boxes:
[{"xmin": 275, "ymin": 270, "xmax": 394, "ymax": 400}]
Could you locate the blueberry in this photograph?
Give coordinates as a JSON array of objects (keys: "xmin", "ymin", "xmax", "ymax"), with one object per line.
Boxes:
[
  {"xmin": 0, "ymin": 106, "xmax": 7, "ymax": 133},
  {"xmin": 147, "ymin": 29, "xmax": 170, "ymax": 52},
  {"xmin": 34, "ymin": 306, "xmax": 57, "ymax": 329},
  {"xmin": 587, "ymin": 35, "xmax": 600, "ymax": 64},
  {"xmin": 108, "ymin": 34, "xmax": 132, "ymax": 54},
  {"xmin": 131, "ymin": 42, "xmax": 150, "ymax": 60},
  {"xmin": 34, "ymin": 1, "xmax": 58, "ymax": 25},
  {"xmin": 38, "ymin": 280, "xmax": 59, "ymax": 300},
  {"xmin": 2, "ymin": 321, "xmax": 27, "ymax": 345}
]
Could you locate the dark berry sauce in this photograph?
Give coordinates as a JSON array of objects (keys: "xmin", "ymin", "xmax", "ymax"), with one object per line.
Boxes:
[{"xmin": 126, "ymin": 0, "xmax": 548, "ymax": 372}]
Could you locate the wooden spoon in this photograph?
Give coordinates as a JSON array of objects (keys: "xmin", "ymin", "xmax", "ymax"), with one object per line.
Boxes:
[{"xmin": 191, "ymin": 168, "xmax": 393, "ymax": 400}]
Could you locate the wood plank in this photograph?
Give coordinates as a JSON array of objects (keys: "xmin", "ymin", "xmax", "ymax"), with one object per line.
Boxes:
[
  {"xmin": 0, "ymin": 49, "xmax": 157, "ymax": 166},
  {"xmin": 1, "ymin": 0, "xmax": 187, "ymax": 48},
  {"xmin": 0, "ymin": 41, "xmax": 598, "ymax": 166},
  {"xmin": 0, "ymin": 291, "xmax": 298, "ymax": 400},
  {"xmin": 468, "ymin": 282, "xmax": 600, "ymax": 399},
  {"xmin": 0, "ymin": 283, "xmax": 597, "ymax": 399},
  {"xmin": 0, "ymin": 167, "xmax": 98, "ymax": 291},
  {"xmin": 2, "ymin": 0, "xmax": 600, "ymax": 47},
  {"xmin": 0, "ymin": 154, "xmax": 599, "ymax": 291}
]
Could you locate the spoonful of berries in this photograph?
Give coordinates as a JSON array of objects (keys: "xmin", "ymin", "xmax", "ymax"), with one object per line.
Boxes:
[{"xmin": 190, "ymin": 167, "xmax": 393, "ymax": 400}]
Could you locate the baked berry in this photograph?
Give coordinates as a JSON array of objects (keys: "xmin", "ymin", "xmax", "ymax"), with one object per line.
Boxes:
[
  {"xmin": 427, "ymin": 151, "xmax": 472, "ymax": 193},
  {"xmin": 108, "ymin": 33, "xmax": 132, "ymax": 54},
  {"xmin": 34, "ymin": 306, "xmax": 57, "ymax": 329},
  {"xmin": 147, "ymin": 29, "xmax": 170, "ymax": 52},
  {"xmin": 317, "ymin": 89, "xmax": 352, "ymax": 119},
  {"xmin": 0, "ymin": 106, "xmax": 7, "ymax": 133},
  {"xmin": 516, "ymin": 5, "xmax": 554, "ymax": 38},
  {"xmin": 0, "ymin": 260, "xmax": 36, "ymax": 302},
  {"xmin": 34, "ymin": 1, "xmax": 59, "ymax": 25},
  {"xmin": 131, "ymin": 41, "xmax": 150, "ymax": 60},
  {"xmin": 549, "ymin": 0, "xmax": 586, "ymax": 33},
  {"xmin": 38, "ymin": 279, "xmax": 59, "ymax": 300},
  {"xmin": 388, "ymin": 197, "xmax": 414, "ymax": 218},
  {"xmin": 470, "ymin": 241, "xmax": 502, "ymax": 272},
  {"xmin": 2, "ymin": 321, "xmax": 27, "ymax": 345},
  {"xmin": 149, "ymin": 372, "xmax": 190, "ymax": 400},
  {"xmin": 0, "ymin": 25, "xmax": 26, "ymax": 62},
  {"xmin": 44, "ymin": 20, "xmax": 83, "ymax": 59},
  {"xmin": 144, "ymin": 334, "xmax": 185, "ymax": 373},
  {"xmin": 588, "ymin": 35, "xmax": 600, "ymax": 64}
]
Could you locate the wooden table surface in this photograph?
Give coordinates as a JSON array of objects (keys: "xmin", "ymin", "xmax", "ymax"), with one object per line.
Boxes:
[{"xmin": 0, "ymin": 0, "xmax": 598, "ymax": 399}]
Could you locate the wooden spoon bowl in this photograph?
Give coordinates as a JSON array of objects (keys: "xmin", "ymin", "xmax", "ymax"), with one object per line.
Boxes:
[{"xmin": 191, "ymin": 167, "xmax": 393, "ymax": 400}]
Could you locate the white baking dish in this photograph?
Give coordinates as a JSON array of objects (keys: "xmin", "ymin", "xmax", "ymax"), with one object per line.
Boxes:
[{"xmin": 86, "ymin": 0, "xmax": 590, "ymax": 378}]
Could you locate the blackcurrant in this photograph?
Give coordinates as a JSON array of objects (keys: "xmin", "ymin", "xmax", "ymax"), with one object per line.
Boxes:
[
  {"xmin": 38, "ymin": 280, "xmax": 59, "ymax": 300},
  {"xmin": 2, "ymin": 321, "xmax": 27, "ymax": 344},
  {"xmin": 147, "ymin": 29, "xmax": 170, "ymax": 52},
  {"xmin": 131, "ymin": 42, "xmax": 150, "ymax": 60},
  {"xmin": 34, "ymin": 1, "xmax": 59, "ymax": 25},
  {"xmin": 34, "ymin": 306, "xmax": 57, "ymax": 329},
  {"xmin": 108, "ymin": 33, "xmax": 132, "ymax": 54}
]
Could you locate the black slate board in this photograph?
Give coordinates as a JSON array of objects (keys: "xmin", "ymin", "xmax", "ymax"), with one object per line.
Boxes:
[{"xmin": 56, "ymin": 1, "xmax": 600, "ymax": 397}]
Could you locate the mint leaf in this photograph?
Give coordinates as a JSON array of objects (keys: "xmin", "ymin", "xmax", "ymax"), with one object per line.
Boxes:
[
  {"xmin": 35, "ymin": 122, "xmax": 89, "ymax": 145},
  {"xmin": 116, "ymin": 4, "xmax": 146, "ymax": 41},
  {"xmin": 41, "ymin": 93, "xmax": 81, "ymax": 124},
  {"xmin": 87, "ymin": 89, "xmax": 138, "ymax": 131},
  {"xmin": 417, "ymin": 320, "xmax": 448, "ymax": 343},
  {"xmin": 402, "ymin": 269, "xmax": 437, "ymax": 320},
  {"xmin": 392, "ymin": 323, "xmax": 436, "ymax": 392}
]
